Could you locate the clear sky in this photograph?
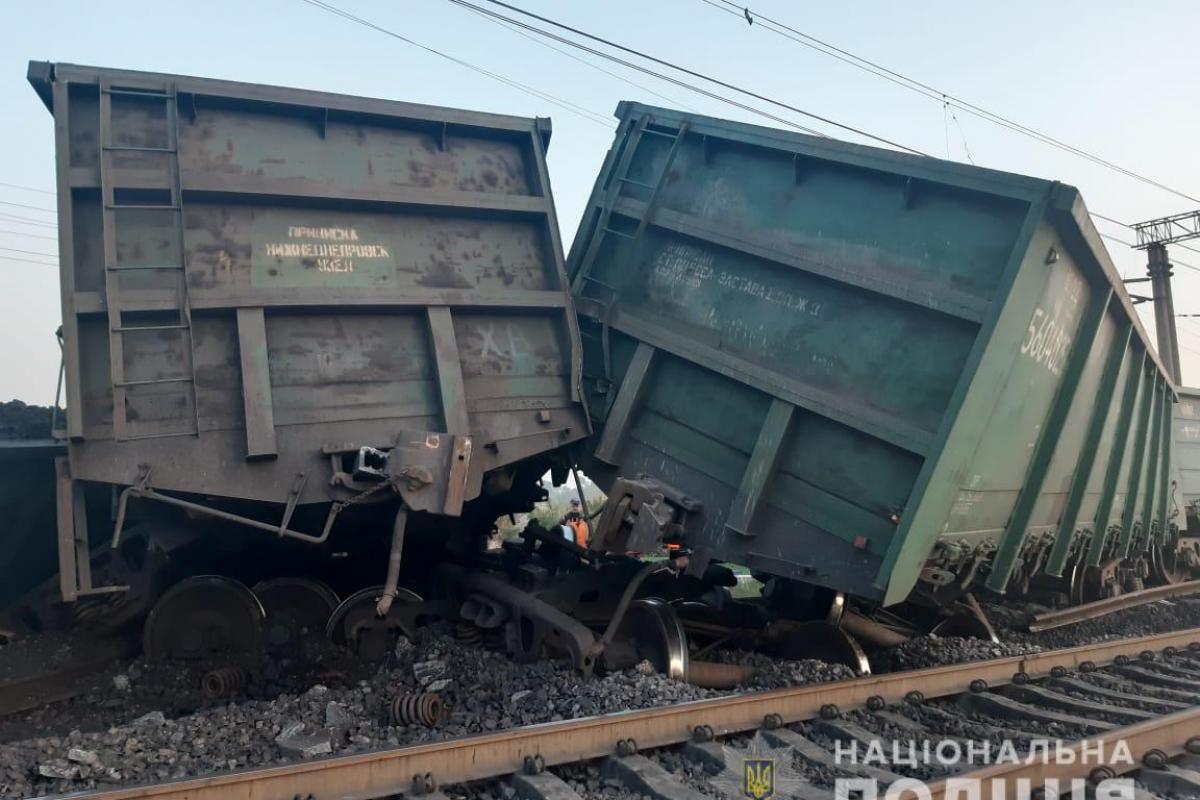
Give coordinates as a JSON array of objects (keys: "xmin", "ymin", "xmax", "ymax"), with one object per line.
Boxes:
[{"xmin": 2, "ymin": 0, "xmax": 1198, "ymax": 405}]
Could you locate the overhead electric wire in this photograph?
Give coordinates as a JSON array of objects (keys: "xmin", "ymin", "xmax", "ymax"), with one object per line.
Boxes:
[
  {"xmin": 1097, "ymin": 231, "xmax": 1200, "ymax": 275},
  {"xmin": 455, "ymin": 2, "xmax": 697, "ymax": 112},
  {"xmin": 0, "ymin": 255, "xmax": 57, "ymax": 268},
  {"xmin": 699, "ymin": 0, "xmax": 1200, "ymax": 206},
  {"xmin": 0, "ymin": 181, "xmax": 54, "ymax": 196},
  {"xmin": 0, "ymin": 199, "xmax": 55, "ymax": 214},
  {"xmin": 446, "ymin": 0, "xmax": 824, "ymax": 137},
  {"xmin": 454, "ymin": 0, "xmax": 925, "ymax": 153},
  {"xmin": 460, "ymin": 0, "xmax": 1195, "ymax": 270},
  {"xmin": 1091, "ymin": 212, "xmax": 1200, "ymax": 257},
  {"xmin": 0, "ymin": 228, "xmax": 56, "ymax": 241},
  {"xmin": 699, "ymin": 1, "xmax": 1200, "ymax": 260},
  {"xmin": 0, "ymin": 245, "xmax": 57, "ymax": 259},
  {"xmin": 295, "ymin": 0, "xmax": 614, "ymax": 128},
  {"xmin": 0, "ymin": 213, "xmax": 57, "ymax": 229}
]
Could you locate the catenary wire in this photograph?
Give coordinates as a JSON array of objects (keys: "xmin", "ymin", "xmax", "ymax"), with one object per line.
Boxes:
[
  {"xmin": 457, "ymin": 0, "xmax": 1195, "ymax": 264},
  {"xmin": 0, "ymin": 213, "xmax": 58, "ymax": 229},
  {"xmin": 699, "ymin": 0, "xmax": 1200, "ymax": 206},
  {"xmin": 0, "ymin": 245, "xmax": 57, "ymax": 259},
  {"xmin": 0, "ymin": 181, "xmax": 54, "ymax": 196},
  {"xmin": 0, "ymin": 228, "xmax": 57, "ymax": 241},
  {"xmin": 1092, "ymin": 212, "xmax": 1200, "ymax": 257},
  {"xmin": 451, "ymin": 2, "xmax": 698, "ymax": 111},
  {"xmin": 445, "ymin": 0, "xmax": 826, "ymax": 137},
  {"xmin": 296, "ymin": 0, "xmax": 615, "ymax": 128},
  {"xmin": 0, "ymin": 199, "xmax": 56, "ymax": 214},
  {"xmin": 454, "ymin": 0, "xmax": 924, "ymax": 152},
  {"xmin": 0, "ymin": 255, "xmax": 57, "ymax": 268},
  {"xmin": 1097, "ymin": 232, "xmax": 1200, "ymax": 274}
]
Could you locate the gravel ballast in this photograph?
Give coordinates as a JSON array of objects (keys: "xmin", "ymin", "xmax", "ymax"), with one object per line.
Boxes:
[{"xmin": 0, "ymin": 628, "xmax": 852, "ymax": 798}]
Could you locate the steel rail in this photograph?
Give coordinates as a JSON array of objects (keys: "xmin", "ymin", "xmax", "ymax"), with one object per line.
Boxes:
[
  {"xmin": 927, "ymin": 707, "xmax": 1200, "ymax": 800},
  {"xmin": 40, "ymin": 626, "xmax": 1200, "ymax": 800},
  {"xmin": 1029, "ymin": 579, "xmax": 1200, "ymax": 632}
]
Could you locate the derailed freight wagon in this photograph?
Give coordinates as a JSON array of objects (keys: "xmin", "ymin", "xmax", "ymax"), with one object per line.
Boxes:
[
  {"xmin": 571, "ymin": 102, "xmax": 1188, "ymax": 616},
  {"xmin": 1173, "ymin": 388, "xmax": 1200, "ymax": 536},
  {"xmin": 25, "ymin": 62, "xmax": 589, "ymax": 652}
]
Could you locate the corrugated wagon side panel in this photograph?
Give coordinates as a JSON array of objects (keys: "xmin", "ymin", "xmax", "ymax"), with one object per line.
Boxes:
[
  {"xmin": 1107, "ymin": 363, "xmax": 1153, "ymax": 536},
  {"xmin": 877, "ymin": 205, "xmax": 1049, "ymax": 603},
  {"xmin": 1026, "ymin": 309, "xmax": 1123, "ymax": 534},
  {"xmin": 1074, "ymin": 336, "xmax": 1137, "ymax": 528}
]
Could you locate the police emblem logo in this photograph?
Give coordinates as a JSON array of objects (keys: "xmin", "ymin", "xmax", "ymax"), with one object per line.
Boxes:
[
  {"xmin": 712, "ymin": 734, "xmax": 804, "ymax": 800},
  {"xmin": 743, "ymin": 757, "xmax": 775, "ymax": 800}
]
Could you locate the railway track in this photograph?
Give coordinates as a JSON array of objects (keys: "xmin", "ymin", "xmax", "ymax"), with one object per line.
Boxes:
[{"xmin": 26, "ymin": 626, "xmax": 1200, "ymax": 800}]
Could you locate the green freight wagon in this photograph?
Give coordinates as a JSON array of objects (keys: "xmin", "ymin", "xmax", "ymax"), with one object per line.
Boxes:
[{"xmin": 570, "ymin": 102, "xmax": 1182, "ymax": 608}]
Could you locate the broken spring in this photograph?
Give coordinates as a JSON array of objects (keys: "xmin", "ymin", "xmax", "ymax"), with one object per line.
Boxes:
[{"xmin": 391, "ymin": 692, "xmax": 445, "ymax": 727}]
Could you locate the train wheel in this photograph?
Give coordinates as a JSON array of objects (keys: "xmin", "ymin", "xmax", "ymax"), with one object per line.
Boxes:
[
  {"xmin": 775, "ymin": 621, "xmax": 871, "ymax": 676},
  {"xmin": 1148, "ymin": 543, "xmax": 1192, "ymax": 586},
  {"xmin": 1073, "ymin": 560, "xmax": 1122, "ymax": 605},
  {"xmin": 610, "ymin": 597, "xmax": 688, "ymax": 680},
  {"xmin": 325, "ymin": 585, "xmax": 423, "ymax": 660},
  {"xmin": 252, "ymin": 578, "xmax": 340, "ymax": 651},
  {"xmin": 143, "ymin": 576, "xmax": 264, "ymax": 661}
]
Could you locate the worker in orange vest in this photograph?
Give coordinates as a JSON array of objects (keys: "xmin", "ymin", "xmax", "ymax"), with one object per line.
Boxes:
[{"xmin": 562, "ymin": 499, "xmax": 589, "ymax": 548}]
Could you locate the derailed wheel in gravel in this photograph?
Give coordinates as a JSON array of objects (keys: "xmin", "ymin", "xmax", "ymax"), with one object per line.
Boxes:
[
  {"xmin": 611, "ymin": 597, "xmax": 688, "ymax": 680},
  {"xmin": 772, "ymin": 620, "xmax": 871, "ymax": 676},
  {"xmin": 1149, "ymin": 542, "xmax": 1195, "ymax": 586},
  {"xmin": 253, "ymin": 578, "xmax": 340, "ymax": 651},
  {"xmin": 325, "ymin": 585, "xmax": 423, "ymax": 660},
  {"xmin": 143, "ymin": 576, "xmax": 265, "ymax": 661}
]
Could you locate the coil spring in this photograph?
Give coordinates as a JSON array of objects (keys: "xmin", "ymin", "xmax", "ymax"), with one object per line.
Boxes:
[
  {"xmin": 201, "ymin": 666, "xmax": 250, "ymax": 698},
  {"xmin": 454, "ymin": 622, "xmax": 483, "ymax": 646},
  {"xmin": 391, "ymin": 692, "xmax": 445, "ymax": 727},
  {"xmin": 481, "ymin": 627, "xmax": 506, "ymax": 651}
]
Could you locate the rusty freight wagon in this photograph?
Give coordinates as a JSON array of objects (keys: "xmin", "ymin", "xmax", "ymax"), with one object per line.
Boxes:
[
  {"xmin": 571, "ymin": 102, "xmax": 1187, "ymax": 619},
  {"xmin": 26, "ymin": 61, "xmax": 588, "ymax": 654}
]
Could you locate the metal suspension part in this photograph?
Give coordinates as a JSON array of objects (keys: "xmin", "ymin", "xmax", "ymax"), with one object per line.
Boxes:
[
  {"xmin": 390, "ymin": 692, "xmax": 446, "ymax": 727},
  {"xmin": 201, "ymin": 666, "xmax": 250, "ymax": 699}
]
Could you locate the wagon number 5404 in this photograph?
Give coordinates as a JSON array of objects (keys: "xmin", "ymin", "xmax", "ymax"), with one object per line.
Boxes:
[{"xmin": 1019, "ymin": 306, "xmax": 1073, "ymax": 377}]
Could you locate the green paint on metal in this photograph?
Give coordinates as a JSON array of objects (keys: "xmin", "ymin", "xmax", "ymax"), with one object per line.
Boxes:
[
  {"xmin": 570, "ymin": 102, "xmax": 1179, "ymax": 604},
  {"xmin": 1085, "ymin": 349, "xmax": 1145, "ymax": 567},
  {"xmin": 1154, "ymin": 389, "xmax": 1173, "ymax": 544},
  {"xmin": 984, "ymin": 287, "xmax": 1112, "ymax": 593},
  {"xmin": 1045, "ymin": 320, "xmax": 1132, "ymax": 576},
  {"xmin": 1138, "ymin": 378, "xmax": 1166, "ymax": 552},
  {"xmin": 1119, "ymin": 375, "xmax": 1158, "ymax": 556}
]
